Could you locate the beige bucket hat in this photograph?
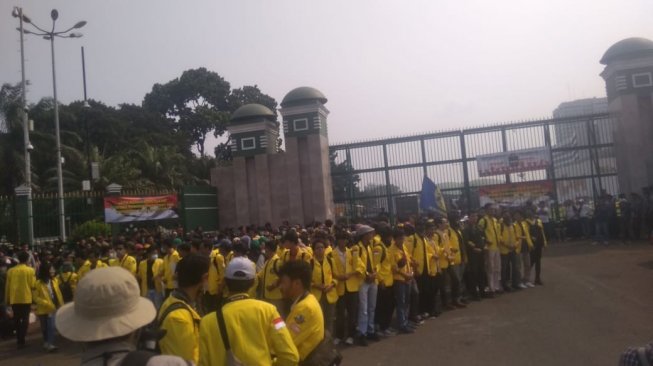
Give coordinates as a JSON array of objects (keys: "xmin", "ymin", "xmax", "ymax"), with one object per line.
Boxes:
[{"xmin": 55, "ymin": 267, "xmax": 156, "ymax": 342}]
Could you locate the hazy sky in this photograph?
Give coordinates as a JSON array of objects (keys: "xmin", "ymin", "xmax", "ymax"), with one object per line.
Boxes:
[{"xmin": 1, "ymin": 0, "xmax": 651, "ymax": 153}]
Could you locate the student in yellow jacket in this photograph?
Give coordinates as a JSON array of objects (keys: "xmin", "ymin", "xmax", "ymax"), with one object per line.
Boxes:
[
  {"xmin": 5, "ymin": 251, "xmax": 35, "ymax": 348},
  {"xmin": 407, "ymin": 221, "xmax": 437, "ymax": 319},
  {"xmin": 499, "ymin": 212, "xmax": 525, "ymax": 291},
  {"xmin": 310, "ymin": 239, "xmax": 338, "ymax": 337},
  {"xmin": 56, "ymin": 261, "xmax": 78, "ymax": 304},
  {"xmin": 258, "ymin": 240, "xmax": 283, "ymax": 313},
  {"xmin": 113, "ymin": 242, "xmax": 137, "ymax": 276},
  {"xmin": 479, "ymin": 205, "xmax": 502, "ymax": 293},
  {"xmin": 439, "ymin": 218, "xmax": 466, "ymax": 309},
  {"xmin": 374, "ymin": 224, "xmax": 396, "ymax": 336},
  {"xmin": 137, "ymin": 246, "xmax": 164, "ymax": 309},
  {"xmin": 205, "ymin": 247, "xmax": 226, "ymax": 313},
  {"xmin": 355, "ymin": 225, "xmax": 381, "ymax": 345},
  {"xmin": 279, "ymin": 260, "xmax": 325, "ymax": 362},
  {"xmin": 158, "ymin": 254, "xmax": 209, "ymax": 364},
  {"xmin": 161, "ymin": 240, "xmax": 181, "ymax": 298},
  {"xmin": 282, "ymin": 229, "xmax": 312, "ymax": 264},
  {"xmin": 199, "ymin": 257, "xmax": 299, "ymax": 366},
  {"xmin": 514, "ymin": 211, "xmax": 535, "ymax": 288},
  {"xmin": 526, "ymin": 211, "xmax": 547, "ymax": 285},
  {"xmin": 389, "ymin": 228, "xmax": 415, "ymax": 333},
  {"xmin": 33, "ymin": 262, "xmax": 64, "ymax": 352},
  {"xmin": 76, "ymin": 251, "xmax": 108, "ymax": 280},
  {"xmin": 331, "ymin": 231, "xmax": 364, "ymax": 345}
]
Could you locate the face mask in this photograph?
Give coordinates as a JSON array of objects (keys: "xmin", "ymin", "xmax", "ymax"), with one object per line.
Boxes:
[{"xmin": 150, "ymin": 254, "xmax": 158, "ymax": 260}]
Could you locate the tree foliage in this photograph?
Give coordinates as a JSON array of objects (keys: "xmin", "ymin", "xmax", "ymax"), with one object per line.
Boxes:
[
  {"xmin": 0, "ymin": 68, "xmax": 279, "ymax": 195},
  {"xmin": 330, "ymin": 151, "xmax": 361, "ymax": 202}
]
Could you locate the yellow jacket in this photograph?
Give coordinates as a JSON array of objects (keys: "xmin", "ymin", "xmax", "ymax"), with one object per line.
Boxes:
[
  {"xmin": 310, "ymin": 257, "xmax": 338, "ymax": 304},
  {"xmin": 137, "ymin": 258, "xmax": 164, "ymax": 296},
  {"xmin": 479, "ymin": 215, "xmax": 500, "ymax": 251},
  {"xmin": 77, "ymin": 259, "xmax": 108, "ymax": 280},
  {"xmin": 374, "ymin": 242, "xmax": 393, "ymax": 287},
  {"xmin": 331, "ymin": 247, "xmax": 364, "ymax": 295},
  {"xmin": 447, "ymin": 228, "xmax": 463, "ymax": 265},
  {"xmin": 225, "ymin": 251, "xmax": 234, "ymax": 266},
  {"xmin": 499, "ymin": 223, "xmax": 519, "ymax": 255},
  {"xmin": 113, "ymin": 254, "xmax": 137, "ymax": 275},
  {"xmin": 515, "ymin": 221, "xmax": 534, "ymax": 253},
  {"xmin": 287, "ymin": 293, "xmax": 324, "ymax": 362},
  {"xmin": 282, "ymin": 247, "xmax": 312, "ymax": 263},
  {"xmin": 357, "ymin": 242, "xmax": 378, "ymax": 283},
  {"xmin": 32, "ymin": 278, "xmax": 64, "ymax": 315},
  {"xmin": 198, "ymin": 295, "xmax": 299, "ymax": 366},
  {"xmin": 527, "ymin": 218, "xmax": 548, "ymax": 247},
  {"xmin": 388, "ymin": 243, "xmax": 413, "ymax": 282},
  {"xmin": 207, "ymin": 250, "xmax": 226, "ymax": 296},
  {"xmin": 159, "ymin": 292, "xmax": 201, "ymax": 364},
  {"xmin": 162, "ymin": 250, "xmax": 181, "ymax": 290},
  {"xmin": 434, "ymin": 231, "xmax": 451, "ymax": 270},
  {"xmin": 521, "ymin": 221, "xmax": 535, "ymax": 249},
  {"xmin": 405, "ymin": 234, "xmax": 432, "ymax": 276},
  {"xmin": 258, "ymin": 255, "xmax": 282, "ymax": 301},
  {"xmin": 5, "ymin": 264, "xmax": 35, "ymax": 305}
]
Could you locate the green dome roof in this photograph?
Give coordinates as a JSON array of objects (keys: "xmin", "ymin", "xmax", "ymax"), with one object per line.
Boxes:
[
  {"xmin": 281, "ymin": 87, "xmax": 327, "ymax": 107},
  {"xmin": 600, "ymin": 37, "xmax": 653, "ymax": 65},
  {"xmin": 231, "ymin": 103, "xmax": 276, "ymax": 122}
]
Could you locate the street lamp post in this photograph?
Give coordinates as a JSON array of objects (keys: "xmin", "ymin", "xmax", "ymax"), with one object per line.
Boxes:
[
  {"xmin": 17, "ymin": 9, "xmax": 86, "ymax": 243},
  {"xmin": 12, "ymin": 7, "xmax": 34, "ymax": 247}
]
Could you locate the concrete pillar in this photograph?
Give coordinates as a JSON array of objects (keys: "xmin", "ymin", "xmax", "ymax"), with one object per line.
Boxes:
[
  {"xmin": 233, "ymin": 157, "xmax": 250, "ymax": 226},
  {"xmin": 284, "ymin": 136, "xmax": 304, "ymax": 225},
  {"xmin": 255, "ymin": 154, "xmax": 272, "ymax": 225}
]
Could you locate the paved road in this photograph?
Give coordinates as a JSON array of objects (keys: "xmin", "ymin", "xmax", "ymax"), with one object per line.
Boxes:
[{"xmin": 1, "ymin": 241, "xmax": 652, "ymax": 366}]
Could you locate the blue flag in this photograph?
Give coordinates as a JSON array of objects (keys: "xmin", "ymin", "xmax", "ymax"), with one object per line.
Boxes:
[{"xmin": 419, "ymin": 176, "xmax": 447, "ymax": 217}]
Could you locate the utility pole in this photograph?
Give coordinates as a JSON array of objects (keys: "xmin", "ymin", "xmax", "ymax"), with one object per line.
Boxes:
[{"xmin": 13, "ymin": 7, "xmax": 34, "ymax": 246}]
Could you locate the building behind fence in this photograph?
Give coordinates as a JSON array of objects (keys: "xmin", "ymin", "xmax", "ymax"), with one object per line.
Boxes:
[{"xmin": 329, "ymin": 112, "xmax": 618, "ymax": 222}]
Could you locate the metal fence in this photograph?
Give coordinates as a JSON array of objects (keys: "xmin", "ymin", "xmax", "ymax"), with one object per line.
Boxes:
[
  {"xmin": 329, "ymin": 113, "xmax": 618, "ymax": 222},
  {"xmin": 0, "ymin": 188, "xmax": 196, "ymax": 244}
]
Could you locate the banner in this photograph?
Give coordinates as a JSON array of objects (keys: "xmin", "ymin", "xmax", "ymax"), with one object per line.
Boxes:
[
  {"xmin": 479, "ymin": 181, "xmax": 553, "ymax": 208},
  {"xmin": 104, "ymin": 195, "xmax": 179, "ymax": 223},
  {"xmin": 477, "ymin": 147, "xmax": 551, "ymax": 177}
]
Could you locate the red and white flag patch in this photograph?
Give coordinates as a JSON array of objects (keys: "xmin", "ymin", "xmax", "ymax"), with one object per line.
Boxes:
[{"xmin": 273, "ymin": 317, "xmax": 286, "ymax": 330}]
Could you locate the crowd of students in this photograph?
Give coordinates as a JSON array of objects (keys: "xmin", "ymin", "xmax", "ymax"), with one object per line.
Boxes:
[{"xmin": 1, "ymin": 203, "xmax": 548, "ymax": 365}]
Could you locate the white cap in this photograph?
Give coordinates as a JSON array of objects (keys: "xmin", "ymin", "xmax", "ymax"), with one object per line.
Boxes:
[{"xmin": 225, "ymin": 257, "xmax": 256, "ymax": 280}]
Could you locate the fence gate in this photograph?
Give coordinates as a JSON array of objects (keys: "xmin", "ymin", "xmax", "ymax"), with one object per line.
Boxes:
[
  {"xmin": 179, "ymin": 186, "xmax": 219, "ymax": 233},
  {"xmin": 329, "ymin": 113, "xmax": 618, "ymax": 222}
]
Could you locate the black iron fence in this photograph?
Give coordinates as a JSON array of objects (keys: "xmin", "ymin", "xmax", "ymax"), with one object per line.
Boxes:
[
  {"xmin": 329, "ymin": 113, "xmax": 618, "ymax": 222},
  {"xmin": 0, "ymin": 187, "xmax": 217, "ymax": 245}
]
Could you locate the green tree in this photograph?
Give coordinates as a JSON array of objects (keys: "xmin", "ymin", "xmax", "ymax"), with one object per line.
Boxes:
[
  {"xmin": 330, "ymin": 151, "xmax": 360, "ymax": 202},
  {"xmin": 0, "ymin": 83, "xmax": 25, "ymax": 195},
  {"xmin": 143, "ymin": 68, "xmax": 231, "ymax": 157}
]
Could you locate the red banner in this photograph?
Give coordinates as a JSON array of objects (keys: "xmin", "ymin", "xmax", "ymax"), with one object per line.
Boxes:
[
  {"xmin": 104, "ymin": 195, "xmax": 178, "ymax": 223},
  {"xmin": 479, "ymin": 181, "xmax": 553, "ymax": 208}
]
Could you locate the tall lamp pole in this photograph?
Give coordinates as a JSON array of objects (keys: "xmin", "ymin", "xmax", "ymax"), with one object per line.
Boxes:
[
  {"xmin": 17, "ymin": 9, "xmax": 86, "ymax": 243},
  {"xmin": 12, "ymin": 7, "xmax": 34, "ymax": 246}
]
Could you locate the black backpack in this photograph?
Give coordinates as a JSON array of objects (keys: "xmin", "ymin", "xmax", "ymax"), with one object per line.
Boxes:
[
  {"xmin": 58, "ymin": 274, "xmax": 74, "ymax": 303},
  {"xmin": 136, "ymin": 300, "xmax": 195, "ymax": 354}
]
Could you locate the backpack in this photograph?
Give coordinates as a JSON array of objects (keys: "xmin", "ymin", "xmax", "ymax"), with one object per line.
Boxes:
[
  {"xmin": 58, "ymin": 273, "xmax": 74, "ymax": 303},
  {"xmin": 301, "ymin": 330, "xmax": 343, "ymax": 366},
  {"xmin": 137, "ymin": 300, "xmax": 195, "ymax": 353}
]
